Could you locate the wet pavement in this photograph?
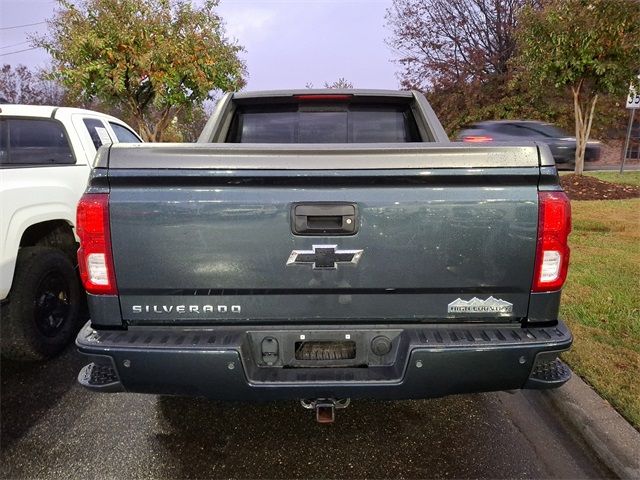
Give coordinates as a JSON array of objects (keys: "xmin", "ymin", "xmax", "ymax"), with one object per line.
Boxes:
[{"xmin": 1, "ymin": 347, "xmax": 613, "ymax": 479}]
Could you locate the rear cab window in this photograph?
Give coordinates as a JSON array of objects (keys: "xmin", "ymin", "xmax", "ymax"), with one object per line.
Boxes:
[
  {"xmin": 82, "ymin": 118, "xmax": 113, "ymax": 150},
  {"xmin": 0, "ymin": 120, "xmax": 7, "ymax": 164},
  {"xmin": 227, "ymin": 98, "xmax": 423, "ymax": 143},
  {"xmin": 109, "ymin": 122, "xmax": 141, "ymax": 143},
  {"xmin": 0, "ymin": 118, "xmax": 74, "ymax": 166}
]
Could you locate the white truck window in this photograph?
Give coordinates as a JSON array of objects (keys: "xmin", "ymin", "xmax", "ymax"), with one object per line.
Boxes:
[
  {"xmin": 109, "ymin": 122, "xmax": 141, "ymax": 143},
  {"xmin": 1, "ymin": 119, "xmax": 74, "ymax": 166},
  {"xmin": 0, "ymin": 120, "xmax": 7, "ymax": 164},
  {"xmin": 82, "ymin": 118, "xmax": 113, "ymax": 150}
]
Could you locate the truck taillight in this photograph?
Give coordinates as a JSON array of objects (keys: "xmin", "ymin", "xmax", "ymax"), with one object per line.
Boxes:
[
  {"xmin": 76, "ymin": 193, "xmax": 117, "ymax": 295},
  {"xmin": 532, "ymin": 191, "xmax": 571, "ymax": 292}
]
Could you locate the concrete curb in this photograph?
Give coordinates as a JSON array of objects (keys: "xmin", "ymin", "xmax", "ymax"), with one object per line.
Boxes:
[{"xmin": 544, "ymin": 373, "xmax": 640, "ymax": 479}]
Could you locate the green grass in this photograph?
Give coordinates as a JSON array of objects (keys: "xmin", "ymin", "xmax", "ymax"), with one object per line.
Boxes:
[
  {"xmin": 584, "ymin": 171, "xmax": 640, "ymax": 187},
  {"xmin": 561, "ymin": 199, "xmax": 640, "ymax": 428}
]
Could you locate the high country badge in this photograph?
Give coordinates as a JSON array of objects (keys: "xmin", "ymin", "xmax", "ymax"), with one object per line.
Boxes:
[{"xmin": 448, "ymin": 296, "xmax": 513, "ymax": 314}]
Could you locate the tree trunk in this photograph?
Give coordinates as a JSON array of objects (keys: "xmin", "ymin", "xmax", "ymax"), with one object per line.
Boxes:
[
  {"xmin": 134, "ymin": 116, "xmax": 153, "ymax": 142},
  {"xmin": 152, "ymin": 110, "xmax": 171, "ymax": 142},
  {"xmin": 572, "ymin": 84, "xmax": 598, "ymax": 176},
  {"xmin": 130, "ymin": 107, "xmax": 179, "ymax": 143}
]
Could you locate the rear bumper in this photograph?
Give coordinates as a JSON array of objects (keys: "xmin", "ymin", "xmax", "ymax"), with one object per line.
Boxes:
[{"xmin": 76, "ymin": 321, "xmax": 572, "ymax": 400}]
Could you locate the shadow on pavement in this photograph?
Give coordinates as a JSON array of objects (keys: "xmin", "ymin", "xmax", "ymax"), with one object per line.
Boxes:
[
  {"xmin": 0, "ymin": 346, "xmax": 86, "ymax": 452},
  {"xmin": 154, "ymin": 394, "xmax": 542, "ymax": 479}
]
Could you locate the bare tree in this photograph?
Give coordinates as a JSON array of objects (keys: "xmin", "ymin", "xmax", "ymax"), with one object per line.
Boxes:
[
  {"xmin": 306, "ymin": 78, "xmax": 354, "ymax": 89},
  {"xmin": 324, "ymin": 78, "xmax": 354, "ymax": 89},
  {"xmin": 0, "ymin": 64, "xmax": 66, "ymax": 105},
  {"xmin": 386, "ymin": 0, "xmax": 533, "ymax": 91}
]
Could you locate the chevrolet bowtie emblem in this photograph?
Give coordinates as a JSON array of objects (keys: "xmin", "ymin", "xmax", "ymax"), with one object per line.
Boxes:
[{"xmin": 286, "ymin": 245, "xmax": 364, "ymax": 270}]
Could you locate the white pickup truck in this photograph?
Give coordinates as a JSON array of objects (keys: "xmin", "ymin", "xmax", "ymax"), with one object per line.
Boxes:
[{"xmin": 0, "ymin": 104, "xmax": 141, "ymax": 360}]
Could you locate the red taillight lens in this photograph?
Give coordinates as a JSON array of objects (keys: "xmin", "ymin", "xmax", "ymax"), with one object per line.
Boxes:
[
  {"xmin": 463, "ymin": 135, "xmax": 493, "ymax": 143},
  {"xmin": 76, "ymin": 193, "xmax": 117, "ymax": 295},
  {"xmin": 532, "ymin": 191, "xmax": 571, "ymax": 292}
]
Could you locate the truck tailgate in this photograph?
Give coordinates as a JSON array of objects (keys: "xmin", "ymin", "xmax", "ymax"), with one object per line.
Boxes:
[{"xmin": 105, "ymin": 144, "xmax": 541, "ymax": 324}]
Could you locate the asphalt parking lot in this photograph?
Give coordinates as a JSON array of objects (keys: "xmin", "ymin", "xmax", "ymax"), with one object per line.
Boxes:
[{"xmin": 1, "ymin": 347, "xmax": 614, "ymax": 480}]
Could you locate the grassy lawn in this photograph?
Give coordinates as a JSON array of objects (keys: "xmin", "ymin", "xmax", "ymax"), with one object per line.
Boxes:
[
  {"xmin": 584, "ymin": 171, "xmax": 640, "ymax": 187},
  {"xmin": 561, "ymin": 198, "xmax": 640, "ymax": 428}
]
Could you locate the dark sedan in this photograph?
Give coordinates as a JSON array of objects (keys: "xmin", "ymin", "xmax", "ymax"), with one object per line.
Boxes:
[{"xmin": 458, "ymin": 120, "xmax": 601, "ymax": 169}]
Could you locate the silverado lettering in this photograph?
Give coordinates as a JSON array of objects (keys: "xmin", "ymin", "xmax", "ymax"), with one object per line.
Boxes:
[{"xmin": 131, "ymin": 305, "xmax": 242, "ymax": 314}]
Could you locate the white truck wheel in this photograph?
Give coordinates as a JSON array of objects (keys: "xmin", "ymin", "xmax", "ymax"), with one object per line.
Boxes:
[{"xmin": 1, "ymin": 247, "xmax": 82, "ymax": 361}]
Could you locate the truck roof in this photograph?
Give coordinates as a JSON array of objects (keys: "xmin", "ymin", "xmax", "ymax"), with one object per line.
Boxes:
[
  {"xmin": 0, "ymin": 104, "xmax": 127, "ymax": 124},
  {"xmin": 232, "ymin": 89, "xmax": 416, "ymax": 100}
]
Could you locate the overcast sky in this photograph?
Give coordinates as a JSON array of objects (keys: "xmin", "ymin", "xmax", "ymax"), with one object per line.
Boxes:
[{"xmin": 0, "ymin": 0, "xmax": 401, "ymax": 90}]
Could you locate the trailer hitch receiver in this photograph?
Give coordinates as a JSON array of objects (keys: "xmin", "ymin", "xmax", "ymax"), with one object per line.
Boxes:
[{"xmin": 300, "ymin": 398, "xmax": 351, "ymax": 423}]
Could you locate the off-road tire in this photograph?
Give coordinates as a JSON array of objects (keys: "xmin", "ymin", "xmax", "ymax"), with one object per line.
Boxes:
[{"xmin": 1, "ymin": 247, "xmax": 82, "ymax": 361}]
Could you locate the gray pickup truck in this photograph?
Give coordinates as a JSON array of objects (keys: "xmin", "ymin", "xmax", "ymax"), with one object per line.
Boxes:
[{"xmin": 75, "ymin": 90, "xmax": 572, "ymax": 422}]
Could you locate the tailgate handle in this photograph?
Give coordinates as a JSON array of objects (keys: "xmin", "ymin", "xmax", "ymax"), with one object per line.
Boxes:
[{"xmin": 292, "ymin": 203, "xmax": 357, "ymax": 235}]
